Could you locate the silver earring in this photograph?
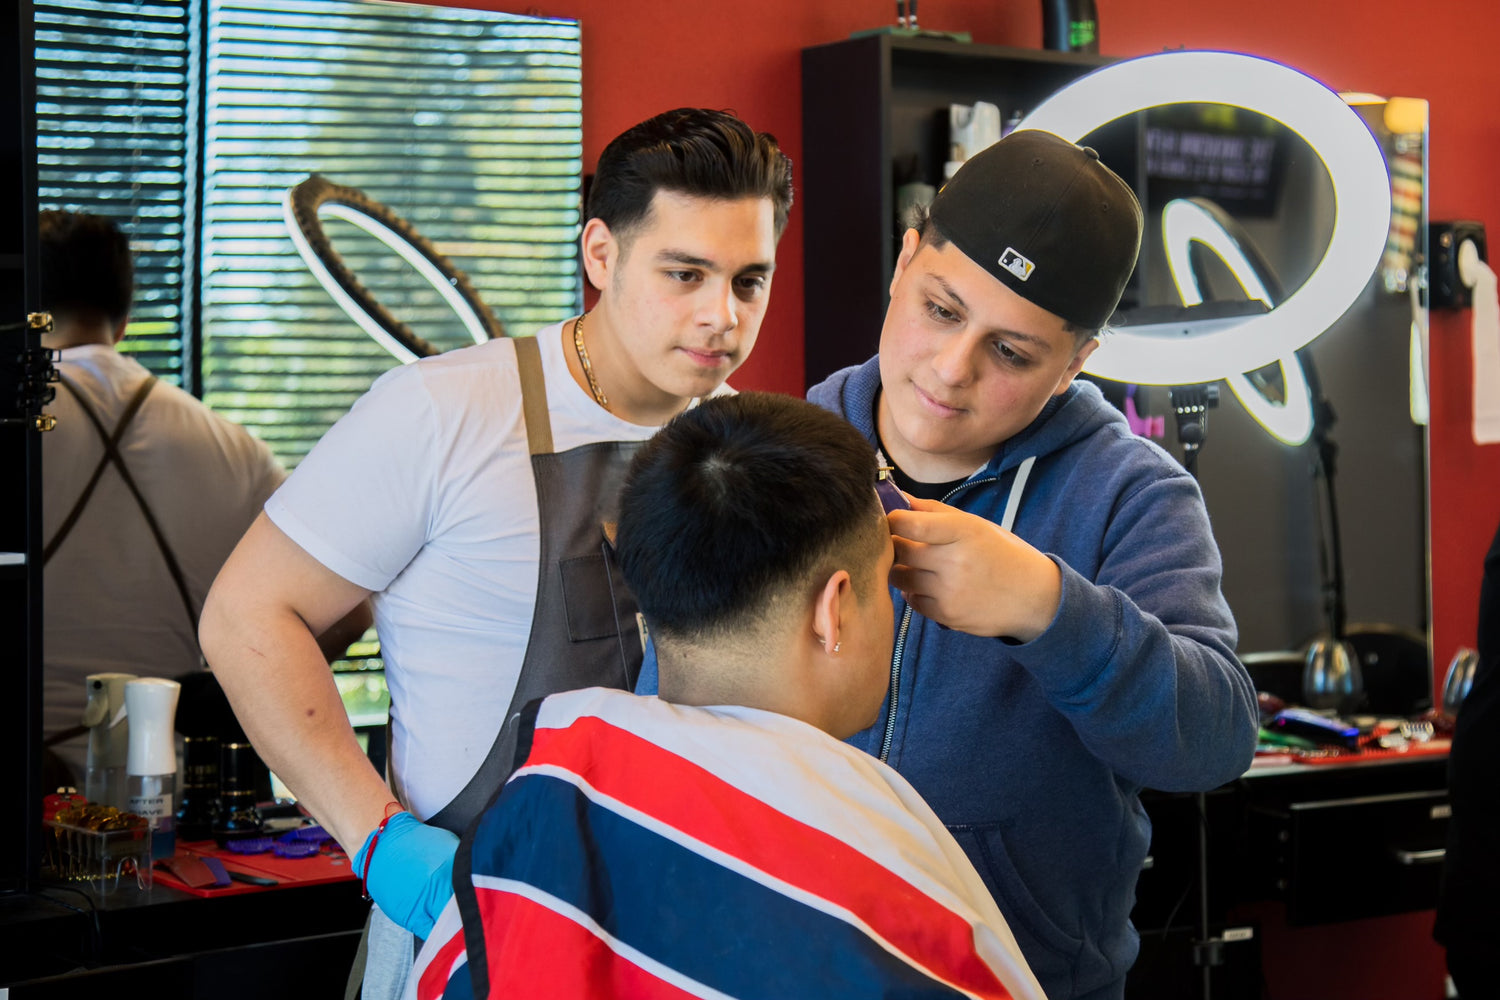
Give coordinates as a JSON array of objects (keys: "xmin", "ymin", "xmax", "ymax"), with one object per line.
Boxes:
[{"xmin": 832, "ymin": 642, "xmax": 841, "ymax": 653}]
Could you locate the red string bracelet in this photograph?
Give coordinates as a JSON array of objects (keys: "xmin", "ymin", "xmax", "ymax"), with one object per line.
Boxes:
[{"xmin": 359, "ymin": 800, "xmax": 405, "ymax": 900}]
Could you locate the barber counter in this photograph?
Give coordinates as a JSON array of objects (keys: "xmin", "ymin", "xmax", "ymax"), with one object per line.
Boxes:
[
  {"xmin": 4, "ymin": 752, "xmax": 1450, "ymax": 999},
  {"xmin": 1128, "ymin": 749, "xmax": 1450, "ymax": 999},
  {"xmin": 0, "ymin": 848, "xmax": 367, "ymax": 998}
]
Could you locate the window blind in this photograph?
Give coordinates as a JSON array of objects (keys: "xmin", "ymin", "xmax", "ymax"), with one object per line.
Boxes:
[
  {"xmin": 201, "ymin": 0, "xmax": 583, "ymax": 466},
  {"xmin": 34, "ymin": 0, "xmax": 193, "ymax": 385},
  {"xmin": 36, "ymin": 0, "xmax": 583, "ymax": 466}
]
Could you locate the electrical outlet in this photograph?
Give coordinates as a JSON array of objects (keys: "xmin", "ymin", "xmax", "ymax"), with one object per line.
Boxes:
[{"xmin": 1429, "ymin": 220, "xmax": 1487, "ymax": 309}]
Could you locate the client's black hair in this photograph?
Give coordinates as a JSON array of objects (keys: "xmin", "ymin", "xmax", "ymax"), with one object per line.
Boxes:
[{"xmin": 617, "ymin": 392, "xmax": 882, "ymax": 641}]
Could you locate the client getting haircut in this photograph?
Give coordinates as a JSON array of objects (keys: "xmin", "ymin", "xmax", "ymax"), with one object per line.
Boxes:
[
  {"xmin": 617, "ymin": 392, "xmax": 884, "ymax": 644},
  {"xmin": 587, "ymin": 108, "xmax": 795, "ymax": 240}
]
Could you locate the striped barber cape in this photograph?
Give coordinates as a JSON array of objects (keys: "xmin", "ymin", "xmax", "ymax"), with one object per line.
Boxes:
[{"xmin": 408, "ymin": 687, "xmax": 1045, "ymax": 1000}]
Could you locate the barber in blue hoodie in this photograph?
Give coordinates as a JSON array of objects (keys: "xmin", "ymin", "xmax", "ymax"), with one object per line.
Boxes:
[
  {"xmin": 640, "ymin": 128, "xmax": 1257, "ymax": 1000},
  {"xmin": 808, "ymin": 129, "xmax": 1258, "ymax": 999}
]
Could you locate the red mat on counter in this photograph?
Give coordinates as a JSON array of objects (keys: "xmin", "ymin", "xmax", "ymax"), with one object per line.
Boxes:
[
  {"xmin": 1293, "ymin": 738, "xmax": 1451, "ymax": 765},
  {"xmin": 152, "ymin": 838, "xmax": 356, "ymax": 897}
]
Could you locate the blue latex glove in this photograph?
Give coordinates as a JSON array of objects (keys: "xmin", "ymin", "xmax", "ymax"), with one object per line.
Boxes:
[{"xmin": 353, "ymin": 811, "xmax": 459, "ymax": 940}]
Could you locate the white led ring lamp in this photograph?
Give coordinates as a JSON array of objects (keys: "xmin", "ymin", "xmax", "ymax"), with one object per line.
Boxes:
[
  {"xmin": 283, "ymin": 174, "xmax": 506, "ymax": 364},
  {"xmin": 1017, "ymin": 50, "xmax": 1391, "ymax": 387},
  {"xmin": 1162, "ymin": 196, "xmax": 1314, "ymax": 444}
]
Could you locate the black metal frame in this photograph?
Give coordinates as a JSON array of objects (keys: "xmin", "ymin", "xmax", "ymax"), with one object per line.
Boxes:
[{"xmin": 2, "ymin": 0, "xmax": 43, "ymax": 894}]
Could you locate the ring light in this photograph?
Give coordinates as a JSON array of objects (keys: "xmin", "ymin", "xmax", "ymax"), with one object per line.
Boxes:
[
  {"xmin": 283, "ymin": 174, "xmax": 506, "ymax": 364},
  {"xmin": 1017, "ymin": 50, "xmax": 1391, "ymax": 387},
  {"xmin": 1162, "ymin": 197, "xmax": 1314, "ymax": 445}
]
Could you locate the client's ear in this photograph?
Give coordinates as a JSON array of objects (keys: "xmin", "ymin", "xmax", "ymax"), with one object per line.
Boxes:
[{"xmin": 812, "ymin": 568, "xmax": 852, "ymax": 657}]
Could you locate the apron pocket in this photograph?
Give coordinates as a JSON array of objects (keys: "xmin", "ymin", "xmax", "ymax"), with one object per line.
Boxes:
[{"xmin": 559, "ymin": 552, "xmax": 622, "ymax": 642}]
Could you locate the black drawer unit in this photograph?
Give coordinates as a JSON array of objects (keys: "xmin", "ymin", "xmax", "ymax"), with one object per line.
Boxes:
[
  {"xmin": 1250, "ymin": 785, "xmax": 1450, "ymax": 926},
  {"xmin": 1127, "ymin": 755, "xmax": 1449, "ymax": 996}
]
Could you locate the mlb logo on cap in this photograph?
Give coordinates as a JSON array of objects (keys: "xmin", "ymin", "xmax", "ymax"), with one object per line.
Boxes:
[{"xmin": 999, "ymin": 247, "xmax": 1035, "ymax": 282}]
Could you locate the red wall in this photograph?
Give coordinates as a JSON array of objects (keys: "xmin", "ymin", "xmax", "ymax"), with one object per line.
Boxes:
[{"xmin": 427, "ymin": 3, "xmax": 1500, "ymax": 991}]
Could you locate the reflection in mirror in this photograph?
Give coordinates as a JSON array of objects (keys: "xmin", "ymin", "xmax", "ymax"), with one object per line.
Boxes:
[
  {"xmin": 35, "ymin": 0, "xmax": 584, "ymax": 468},
  {"xmin": 198, "ymin": 0, "xmax": 583, "ymax": 468},
  {"xmin": 1095, "ymin": 98, "xmax": 1429, "ymax": 670},
  {"xmin": 313, "ymin": 213, "xmax": 493, "ymax": 355},
  {"xmin": 32, "ymin": 0, "xmax": 585, "ymax": 770},
  {"xmin": 283, "ymin": 174, "xmax": 508, "ymax": 364}
]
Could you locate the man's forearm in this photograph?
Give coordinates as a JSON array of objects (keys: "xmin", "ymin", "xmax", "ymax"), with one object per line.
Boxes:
[
  {"xmin": 203, "ymin": 604, "xmax": 392, "ymax": 850},
  {"xmin": 201, "ymin": 513, "xmax": 401, "ymax": 850}
]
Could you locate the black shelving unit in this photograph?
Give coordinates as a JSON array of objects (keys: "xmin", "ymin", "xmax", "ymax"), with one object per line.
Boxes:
[
  {"xmin": 2, "ymin": 0, "xmax": 43, "ymax": 895},
  {"xmin": 800, "ymin": 34, "xmax": 1141, "ymax": 389}
]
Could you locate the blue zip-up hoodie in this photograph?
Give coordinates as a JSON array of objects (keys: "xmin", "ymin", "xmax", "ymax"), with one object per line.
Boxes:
[{"xmin": 808, "ymin": 358, "xmax": 1259, "ymax": 1000}]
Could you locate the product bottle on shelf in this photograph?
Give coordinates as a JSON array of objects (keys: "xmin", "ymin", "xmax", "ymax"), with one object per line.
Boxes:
[
  {"xmin": 82, "ymin": 671, "xmax": 136, "ymax": 809},
  {"xmin": 1041, "ymin": 0, "xmax": 1099, "ymax": 54},
  {"xmin": 124, "ymin": 677, "xmax": 181, "ymax": 860}
]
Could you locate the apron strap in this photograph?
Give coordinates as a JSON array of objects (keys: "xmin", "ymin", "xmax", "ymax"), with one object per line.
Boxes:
[
  {"xmin": 44, "ymin": 723, "xmax": 90, "ymax": 747},
  {"xmin": 398, "ymin": 334, "xmax": 551, "ymax": 826},
  {"xmin": 45, "ymin": 373, "xmax": 199, "ymax": 631},
  {"xmin": 45, "ymin": 374, "xmax": 157, "ymax": 563},
  {"xmin": 343, "ymin": 909, "xmax": 372, "ymax": 1000},
  {"xmin": 513, "ymin": 334, "xmax": 554, "ymax": 457}
]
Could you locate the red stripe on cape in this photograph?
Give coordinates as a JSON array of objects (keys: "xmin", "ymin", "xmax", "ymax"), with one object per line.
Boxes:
[{"xmin": 523, "ymin": 716, "xmax": 1011, "ymax": 999}]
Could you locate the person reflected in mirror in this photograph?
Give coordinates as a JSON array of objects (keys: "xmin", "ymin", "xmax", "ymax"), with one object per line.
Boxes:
[
  {"xmin": 36, "ymin": 210, "xmax": 367, "ymax": 790},
  {"xmin": 803, "ymin": 130, "xmax": 1256, "ymax": 1000},
  {"xmin": 198, "ymin": 108, "xmax": 794, "ymax": 1000},
  {"xmin": 407, "ymin": 392, "xmax": 1046, "ymax": 1000},
  {"xmin": 1434, "ymin": 516, "xmax": 1500, "ymax": 998}
]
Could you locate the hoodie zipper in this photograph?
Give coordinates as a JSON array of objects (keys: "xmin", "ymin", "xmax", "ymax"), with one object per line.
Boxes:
[
  {"xmin": 877, "ymin": 474, "xmax": 999, "ymax": 762},
  {"xmin": 879, "ymin": 607, "xmax": 913, "ymax": 760}
]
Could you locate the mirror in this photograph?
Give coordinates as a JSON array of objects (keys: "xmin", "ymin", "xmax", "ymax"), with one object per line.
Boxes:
[
  {"xmin": 30, "ymin": 0, "xmax": 584, "ymax": 777},
  {"xmin": 1082, "ymin": 97, "xmax": 1428, "ymax": 662}
]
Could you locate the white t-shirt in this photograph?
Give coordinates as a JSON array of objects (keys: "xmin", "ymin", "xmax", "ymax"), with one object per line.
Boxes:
[
  {"xmin": 43, "ymin": 345, "xmax": 286, "ymax": 778},
  {"xmin": 267, "ymin": 322, "xmax": 704, "ymax": 820}
]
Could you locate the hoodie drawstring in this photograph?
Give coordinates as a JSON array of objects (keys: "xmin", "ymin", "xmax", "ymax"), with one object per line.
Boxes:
[{"xmin": 1000, "ymin": 455, "xmax": 1036, "ymax": 532}]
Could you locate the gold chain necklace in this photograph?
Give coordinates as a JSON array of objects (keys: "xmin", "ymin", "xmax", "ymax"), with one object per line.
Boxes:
[{"xmin": 573, "ymin": 312, "xmax": 608, "ymax": 409}]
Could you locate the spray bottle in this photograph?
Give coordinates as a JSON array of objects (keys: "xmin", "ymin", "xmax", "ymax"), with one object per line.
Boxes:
[
  {"xmin": 82, "ymin": 672, "xmax": 136, "ymax": 809},
  {"xmin": 125, "ymin": 677, "xmax": 181, "ymax": 860}
]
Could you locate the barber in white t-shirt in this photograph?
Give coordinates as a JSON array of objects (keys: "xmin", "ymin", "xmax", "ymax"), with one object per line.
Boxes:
[{"xmin": 199, "ymin": 108, "xmax": 794, "ymax": 997}]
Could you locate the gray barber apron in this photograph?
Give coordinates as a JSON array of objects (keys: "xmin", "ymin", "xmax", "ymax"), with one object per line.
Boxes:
[
  {"xmin": 425, "ymin": 331, "xmax": 645, "ymax": 835},
  {"xmin": 352, "ymin": 331, "xmax": 645, "ymax": 999}
]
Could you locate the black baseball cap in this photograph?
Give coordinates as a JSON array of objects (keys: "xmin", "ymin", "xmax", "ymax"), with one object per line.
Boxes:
[{"xmin": 928, "ymin": 129, "xmax": 1143, "ymax": 331}]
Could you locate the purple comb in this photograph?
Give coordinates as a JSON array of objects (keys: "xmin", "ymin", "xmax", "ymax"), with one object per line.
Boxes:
[{"xmin": 226, "ymin": 836, "xmax": 274, "ymax": 855}]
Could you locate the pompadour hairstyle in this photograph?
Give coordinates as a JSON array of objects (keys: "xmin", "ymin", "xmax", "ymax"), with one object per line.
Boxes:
[
  {"xmin": 617, "ymin": 392, "xmax": 883, "ymax": 642},
  {"xmin": 38, "ymin": 209, "xmax": 135, "ymax": 327},
  {"xmin": 586, "ymin": 107, "xmax": 794, "ymax": 240}
]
